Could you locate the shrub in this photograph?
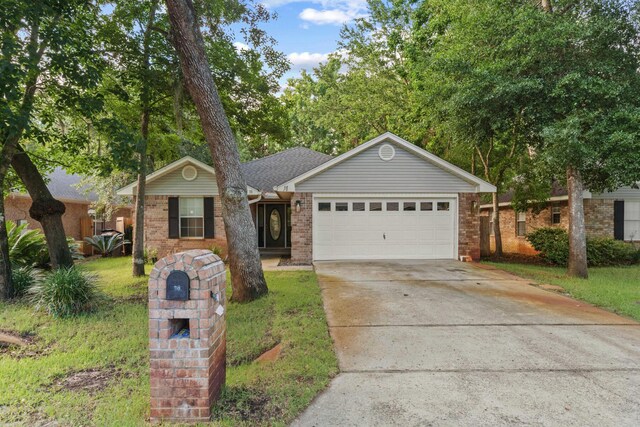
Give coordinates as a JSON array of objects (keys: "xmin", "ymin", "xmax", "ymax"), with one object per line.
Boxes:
[
  {"xmin": 526, "ymin": 227, "xmax": 569, "ymax": 265},
  {"xmin": 7, "ymin": 221, "xmax": 48, "ymax": 267},
  {"xmin": 11, "ymin": 266, "xmax": 43, "ymax": 298},
  {"xmin": 587, "ymin": 237, "xmax": 639, "ymax": 266},
  {"xmin": 84, "ymin": 234, "xmax": 126, "ymax": 257},
  {"xmin": 29, "ymin": 267, "xmax": 104, "ymax": 317},
  {"xmin": 527, "ymin": 227, "xmax": 640, "ymax": 266}
]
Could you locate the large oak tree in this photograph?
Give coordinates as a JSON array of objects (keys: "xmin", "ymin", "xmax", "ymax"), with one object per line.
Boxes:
[{"xmin": 165, "ymin": 0, "xmax": 267, "ymax": 301}]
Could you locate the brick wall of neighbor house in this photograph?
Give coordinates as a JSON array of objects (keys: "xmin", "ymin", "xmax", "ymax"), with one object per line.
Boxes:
[
  {"xmin": 4, "ymin": 194, "xmax": 91, "ymax": 240},
  {"xmin": 458, "ymin": 193, "xmax": 480, "ymax": 260},
  {"xmin": 290, "ymin": 192, "xmax": 313, "ymax": 264},
  {"xmin": 584, "ymin": 199, "xmax": 614, "ymax": 238},
  {"xmin": 481, "ymin": 199, "xmax": 615, "ymax": 254},
  {"xmin": 137, "ymin": 195, "xmax": 227, "ymax": 258}
]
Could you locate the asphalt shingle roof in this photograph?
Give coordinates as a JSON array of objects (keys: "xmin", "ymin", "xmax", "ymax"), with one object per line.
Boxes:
[
  {"xmin": 241, "ymin": 147, "xmax": 333, "ymax": 192},
  {"xmin": 44, "ymin": 167, "xmax": 97, "ymax": 202}
]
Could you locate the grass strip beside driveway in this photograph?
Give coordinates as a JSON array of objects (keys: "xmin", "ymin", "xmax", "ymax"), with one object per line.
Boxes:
[
  {"xmin": 0, "ymin": 257, "xmax": 337, "ymax": 426},
  {"xmin": 485, "ymin": 262, "xmax": 640, "ymax": 322}
]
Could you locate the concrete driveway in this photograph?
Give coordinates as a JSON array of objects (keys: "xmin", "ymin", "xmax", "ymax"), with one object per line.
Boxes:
[{"xmin": 293, "ymin": 260, "xmax": 640, "ymax": 426}]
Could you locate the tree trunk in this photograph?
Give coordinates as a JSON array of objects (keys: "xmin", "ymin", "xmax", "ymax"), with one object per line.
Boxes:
[
  {"xmin": 0, "ymin": 196, "xmax": 13, "ymax": 299},
  {"xmin": 491, "ymin": 192, "xmax": 504, "ymax": 257},
  {"xmin": 132, "ymin": 0, "xmax": 159, "ymax": 277},
  {"xmin": 567, "ymin": 166, "xmax": 588, "ymax": 278},
  {"xmin": 11, "ymin": 148, "xmax": 74, "ymax": 268},
  {"xmin": 165, "ymin": 0, "xmax": 267, "ymax": 302}
]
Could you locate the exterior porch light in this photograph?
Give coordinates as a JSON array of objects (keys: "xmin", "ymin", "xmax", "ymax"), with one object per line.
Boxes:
[{"xmin": 295, "ymin": 200, "xmax": 302, "ymax": 212}]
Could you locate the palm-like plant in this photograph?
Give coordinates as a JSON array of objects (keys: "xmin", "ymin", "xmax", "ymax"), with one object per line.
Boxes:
[
  {"xmin": 83, "ymin": 234, "xmax": 127, "ymax": 257},
  {"xmin": 7, "ymin": 221, "xmax": 48, "ymax": 267}
]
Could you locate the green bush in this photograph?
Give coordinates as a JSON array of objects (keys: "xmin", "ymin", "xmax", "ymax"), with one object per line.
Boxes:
[
  {"xmin": 526, "ymin": 227, "xmax": 569, "ymax": 265},
  {"xmin": 11, "ymin": 266, "xmax": 43, "ymax": 298},
  {"xmin": 7, "ymin": 221, "xmax": 48, "ymax": 267},
  {"xmin": 527, "ymin": 227, "xmax": 640, "ymax": 266},
  {"xmin": 587, "ymin": 237, "xmax": 639, "ymax": 266},
  {"xmin": 29, "ymin": 267, "xmax": 104, "ymax": 317}
]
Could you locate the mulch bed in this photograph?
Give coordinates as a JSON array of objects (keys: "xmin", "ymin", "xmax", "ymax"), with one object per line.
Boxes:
[{"xmin": 482, "ymin": 252, "xmax": 553, "ymax": 266}]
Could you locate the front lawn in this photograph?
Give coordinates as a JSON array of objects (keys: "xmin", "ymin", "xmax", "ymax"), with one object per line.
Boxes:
[
  {"xmin": 0, "ymin": 257, "xmax": 337, "ymax": 425},
  {"xmin": 485, "ymin": 262, "xmax": 640, "ymax": 322}
]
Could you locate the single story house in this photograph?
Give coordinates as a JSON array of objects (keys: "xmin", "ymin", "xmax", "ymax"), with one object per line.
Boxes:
[
  {"xmin": 480, "ymin": 185, "xmax": 640, "ymax": 254},
  {"xmin": 117, "ymin": 133, "xmax": 496, "ymax": 264},
  {"xmin": 5, "ymin": 167, "xmax": 132, "ymax": 242}
]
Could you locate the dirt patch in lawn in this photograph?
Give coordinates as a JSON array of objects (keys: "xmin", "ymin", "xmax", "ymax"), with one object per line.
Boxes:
[
  {"xmin": 0, "ymin": 330, "xmax": 50, "ymax": 359},
  {"xmin": 52, "ymin": 366, "xmax": 128, "ymax": 395},
  {"xmin": 214, "ymin": 386, "xmax": 284, "ymax": 423}
]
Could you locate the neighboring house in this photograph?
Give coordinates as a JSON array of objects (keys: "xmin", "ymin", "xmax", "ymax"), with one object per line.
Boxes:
[
  {"xmin": 117, "ymin": 133, "xmax": 496, "ymax": 263},
  {"xmin": 5, "ymin": 167, "xmax": 132, "ymax": 241},
  {"xmin": 480, "ymin": 185, "xmax": 640, "ymax": 254}
]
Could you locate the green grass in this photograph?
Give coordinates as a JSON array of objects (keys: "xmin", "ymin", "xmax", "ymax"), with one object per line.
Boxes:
[
  {"xmin": 0, "ymin": 257, "xmax": 337, "ymax": 426},
  {"xmin": 485, "ymin": 262, "xmax": 640, "ymax": 321}
]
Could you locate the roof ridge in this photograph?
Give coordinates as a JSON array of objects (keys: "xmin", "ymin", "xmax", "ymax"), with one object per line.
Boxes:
[{"xmin": 241, "ymin": 146, "xmax": 329, "ymax": 166}]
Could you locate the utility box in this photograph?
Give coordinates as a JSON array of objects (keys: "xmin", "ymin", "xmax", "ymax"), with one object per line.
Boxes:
[{"xmin": 148, "ymin": 250, "xmax": 226, "ymax": 423}]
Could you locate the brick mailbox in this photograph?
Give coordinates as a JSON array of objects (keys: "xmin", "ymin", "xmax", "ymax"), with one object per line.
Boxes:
[{"xmin": 148, "ymin": 249, "xmax": 226, "ymax": 423}]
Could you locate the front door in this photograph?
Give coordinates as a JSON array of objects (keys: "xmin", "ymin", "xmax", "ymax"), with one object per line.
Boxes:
[{"xmin": 265, "ymin": 204, "xmax": 286, "ymax": 247}]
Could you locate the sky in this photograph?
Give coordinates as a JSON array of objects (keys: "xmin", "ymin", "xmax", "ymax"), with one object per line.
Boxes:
[{"xmin": 251, "ymin": 0, "xmax": 368, "ymax": 85}]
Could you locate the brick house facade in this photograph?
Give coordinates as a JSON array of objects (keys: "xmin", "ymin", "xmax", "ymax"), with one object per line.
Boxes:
[
  {"xmin": 5, "ymin": 193, "xmax": 131, "ymax": 241},
  {"xmin": 481, "ymin": 198, "xmax": 621, "ymax": 255},
  {"xmin": 136, "ymin": 195, "xmax": 227, "ymax": 259},
  {"xmin": 119, "ymin": 133, "xmax": 496, "ymax": 264}
]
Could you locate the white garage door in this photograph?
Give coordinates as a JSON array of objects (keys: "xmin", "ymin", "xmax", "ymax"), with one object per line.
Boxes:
[{"xmin": 313, "ymin": 197, "xmax": 457, "ymax": 261}]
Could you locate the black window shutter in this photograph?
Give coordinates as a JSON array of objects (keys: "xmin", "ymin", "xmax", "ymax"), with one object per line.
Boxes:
[
  {"xmin": 613, "ymin": 200, "xmax": 624, "ymax": 240},
  {"xmin": 204, "ymin": 197, "xmax": 215, "ymax": 238},
  {"xmin": 168, "ymin": 197, "xmax": 179, "ymax": 239}
]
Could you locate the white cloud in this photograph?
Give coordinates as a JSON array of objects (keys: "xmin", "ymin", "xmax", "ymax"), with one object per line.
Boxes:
[
  {"xmin": 287, "ymin": 52, "xmax": 331, "ymax": 70},
  {"xmin": 299, "ymin": 8, "xmax": 358, "ymax": 26},
  {"xmin": 233, "ymin": 41, "xmax": 250, "ymax": 52},
  {"xmin": 262, "ymin": 0, "xmax": 368, "ymax": 26}
]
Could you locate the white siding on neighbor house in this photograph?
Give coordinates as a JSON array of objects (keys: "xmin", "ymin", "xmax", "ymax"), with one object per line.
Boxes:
[
  {"xmin": 296, "ymin": 142, "xmax": 477, "ymax": 193},
  {"xmin": 591, "ymin": 186, "xmax": 640, "ymax": 200},
  {"xmin": 145, "ymin": 165, "xmax": 219, "ymax": 196}
]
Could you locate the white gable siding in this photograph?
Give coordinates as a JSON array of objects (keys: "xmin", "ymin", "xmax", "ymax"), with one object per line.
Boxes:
[
  {"xmin": 591, "ymin": 186, "xmax": 640, "ymax": 200},
  {"xmin": 145, "ymin": 165, "xmax": 219, "ymax": 196},
  {"xmin": 296, "ymin": 142, "xmax": 477, "ymax": 193}
]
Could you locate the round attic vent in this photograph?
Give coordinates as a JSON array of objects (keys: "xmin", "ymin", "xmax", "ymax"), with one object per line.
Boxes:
[
  {"xmin": 182, "ymin": 165, "xmax": 198, "ymax": 181},
  {"xmin": 378, "ymin": 143, "xmax": 396, "ymax": 161}
]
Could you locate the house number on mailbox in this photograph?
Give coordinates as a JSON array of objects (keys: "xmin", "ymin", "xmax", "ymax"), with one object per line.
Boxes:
[{"xmin": 166, "ymin": 270, "xmax": 190, "ymax": 300}]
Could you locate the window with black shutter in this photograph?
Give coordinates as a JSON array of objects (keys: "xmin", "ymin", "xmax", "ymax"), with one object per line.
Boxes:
[
  {"xmin": 204, "ymin": 197, "xmax": 215, "ymax": 238},
  {"xmin": 168, "ymin": 197, "xmax": 179, "ymax": 239}
]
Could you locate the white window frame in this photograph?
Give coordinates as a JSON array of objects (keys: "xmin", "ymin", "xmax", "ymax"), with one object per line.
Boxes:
[
  {"xmin": 516, "ymin": 211, "xmax": 526, "ymax": 237},
  {"xmin": 179, "ymin": 197, "xmax": 204, "ymax": 239},
  {"xmin": 624, "ymin": 201, "xmax": 640, "ymax": 241},
  {"xmin": 551, "ymin": 205, "xmax": 561, "ymax": 224}
]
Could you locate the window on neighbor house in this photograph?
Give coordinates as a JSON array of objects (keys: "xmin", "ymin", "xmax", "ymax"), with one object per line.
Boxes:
[
  {"xmin": 179, "ymin": 197, "xmax": 204, "ymax": 238},
  {"xmin": 516, "ymin": 211, "xmax": 526, "ymax": 236},
  {"xmin": 552, "ymin": 206, "xmax": 561, "ymax": 225}
]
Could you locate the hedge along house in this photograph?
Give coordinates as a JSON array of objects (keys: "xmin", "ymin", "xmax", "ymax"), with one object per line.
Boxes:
[
  {"xmin": 117, "ymin": 133, "xmax": 496, "ymax": 264},
  {"xmin": 479, "ymin": 184, "xmax": 640, "ymax": 255}
]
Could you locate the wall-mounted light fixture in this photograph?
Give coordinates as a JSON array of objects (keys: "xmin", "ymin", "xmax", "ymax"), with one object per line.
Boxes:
[
  {"xmin": 471, "ymin": 200, "xmax": 478, "ymax": 213},
  {"xmin": 295, "ymin": 200, "xmax": 302, "ymax": 213}
]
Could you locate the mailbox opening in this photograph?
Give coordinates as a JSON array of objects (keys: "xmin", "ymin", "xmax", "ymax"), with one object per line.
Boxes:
[{"xmin": 169, "ymin": 318, "xmax": 190, "ymax": 339}]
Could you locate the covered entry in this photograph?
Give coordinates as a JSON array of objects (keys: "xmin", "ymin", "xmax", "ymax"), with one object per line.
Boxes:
[{"xmin": 313, "ymin": 196, "xmax": 457, "ymax": 261}]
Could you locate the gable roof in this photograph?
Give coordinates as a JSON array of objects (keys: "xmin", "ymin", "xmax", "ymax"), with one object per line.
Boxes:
[
  {"xmin": 10, "ymin": 167, "xmax": 97, "ymax": 203},
  {"xmin": 117, "ymin": 156, "xmax": 260, "ymax": 196},
  {"xmin": 240, "ymin": 147, "xmax": 333, "ymax": 192},
  {"xmin": 275, "ymin": 132, "xmax": 496, "ymax": 193}
]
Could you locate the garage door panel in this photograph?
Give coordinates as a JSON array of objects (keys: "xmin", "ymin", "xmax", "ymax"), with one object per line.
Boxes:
[{"xmin": 313, "ymin": 197, "xmax": 457, "ymax": 261}]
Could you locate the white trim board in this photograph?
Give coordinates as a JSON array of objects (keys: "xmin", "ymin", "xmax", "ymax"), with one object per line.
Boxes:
[{"xmin": 275, "ymin": 132, "xmax": 496, "ymax": 193}]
